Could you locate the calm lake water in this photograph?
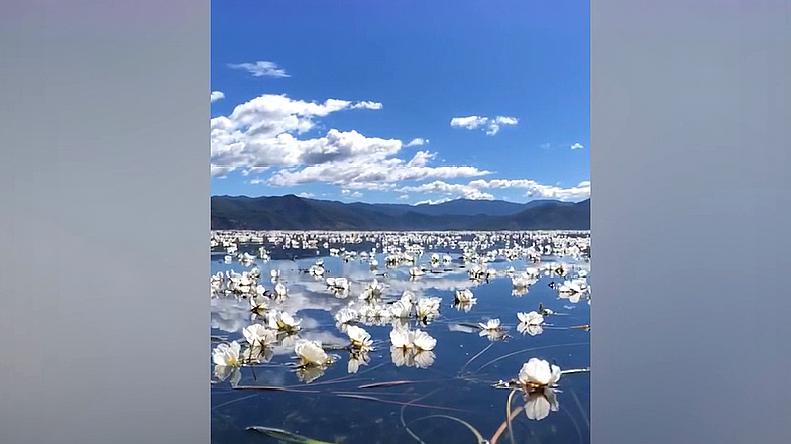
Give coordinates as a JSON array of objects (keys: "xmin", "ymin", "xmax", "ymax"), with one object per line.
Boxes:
[{"xmin": 211, "ymin": 232, "xmax": 590, "ymax": 444}]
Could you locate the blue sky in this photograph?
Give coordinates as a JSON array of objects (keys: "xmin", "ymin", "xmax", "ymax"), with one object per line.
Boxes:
[{"xmin": 211, "ymin": 0, "xmax": 589, "ymax": 204}]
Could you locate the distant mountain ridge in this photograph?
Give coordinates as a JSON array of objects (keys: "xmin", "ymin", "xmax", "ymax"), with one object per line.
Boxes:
[{"xmin": 211, "ymin": 195, "xmax": 590, "ymax": 230}]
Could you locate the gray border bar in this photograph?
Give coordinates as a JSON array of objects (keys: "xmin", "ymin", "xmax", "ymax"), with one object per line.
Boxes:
[
  {"xmin": 0, "ymin": 1, "xmax": 209, "ymax": 443},
  {"xmin": 592, "ymin": 1, "xmax": 791, "ymax": 443},
  {"xmin": 2, "ymin": 1, "xmax": 791, "ymax": 443}
]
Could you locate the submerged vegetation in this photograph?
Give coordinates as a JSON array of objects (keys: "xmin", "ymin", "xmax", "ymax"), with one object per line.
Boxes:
[{"xmin": 211, "ymin": 230, "xmax": 590, "ymax": 443}]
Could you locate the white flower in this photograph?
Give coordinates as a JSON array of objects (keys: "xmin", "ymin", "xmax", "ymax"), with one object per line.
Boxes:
[
  {"xmin": 294, "ymin": 339, "xmax": 331, "ymax": 366},
  {"xmin": 415, "ymin": 297, "xmax": 441, "ymax": 321},
  {"xmin": 478, "ymin": 318, "xmax": 501, "ymax": 331},
  {"xmin": 327, "ymin": 277, "xmax": 350, "ymax": 290},
  {"xmin": 334, "ymin": 307, "xmax": 358, "ymax": 324},
  {"xmin": 517, "ymin": 322, "xmax": 543, "ymax": 336},
  {"xmin": 518, "ymin": 358, "xmax": 562, "ymax": 387},
  {"xmin": 274, "ymin": 282, "xmax": 287, "ymax": 298},
  {"xmin": 270, "ymin": 269, "xmax": 280, "ymax": 279},
  {"xmin": 309, "ymin": 263, "xmax": 325, "ymax": 277},
  {"xmin": 346, "ymin": 325, "xmax": 373, "ymax": 351},
  {"xmin": 517, "ymin": 311, "xmax": 544, "ymax": 326},
  {"xmin": 512, "ymin": 272, "xmax": 535, "ymax": 289},
  {"xmin": 389, "ymin": 300, "xmax": 412, "ymax": 318},
  {"xmin": 409, "ymin": 266, "xmax": 425, "ymax": 277},
  {"xmin": 524, "ymin": 388, "xmax": 559, "ymax": 421},
  {"xmin": 212, "ymin": 341, "xmax": 241, "ymax": 367},
  {"xmin": 455, "ymin": 288, "xmax": 476, "ymax": 303},
  {"xmin": 267, "ymin": 310, "xmax": 302, "ymax": 333},
  {"xmin": 242, "ymin": 323, "xmax": 277, "ymax": 346},
  {"xmin": 558, "ymin": 279, "xmax": 585, "ymax": 294},
  {"xmin": 360, "ymin": 279, "xmax": 384, "ymax": 300},
  {"xmin": 389, "ymin": 327, "xmax": 412, "ymax": 349},
  {"xmin": 411, "ymin": 329, "xmax": 437, "ymax": 351},
  {"xmin": 249, "ymin": 293, "xmax": 268, "ymax": 314}
]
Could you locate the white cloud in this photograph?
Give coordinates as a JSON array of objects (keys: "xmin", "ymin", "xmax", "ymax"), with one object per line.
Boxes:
[
  {"xmin": 211, "ymin": 94, "xmax": 392, "ymax": 176},
  {"xmin": 210, "ymin": 91, "xmax": 225, "ymax": 103},
  {"xmin": 398, "ymin": 181, "xmax": 495, "ymax": 201},
  {"xmin": 450, "ymin": 115, "xmax": 518, "ymax": 135},
  {"xmin": 268, "ymin": 150, "xmax": 489, "ymax": 189},
  {"xmin": 297, "ymin": 192, "xmax": 315, "ymax": 198},
  {"xmin": 570, "ymin": 143, "xmax": 584, "ymax": 150},
  {"xmin": 469, "ymin": 179, "xmax": 590, "ymax": 201},
  {"xmin": 211, "ymin": 93, "xmax": 490, "ymax": 192},
  {"xmin": 397, "ymin": 178, "xmax": 590, "ymax": 202},
  {"xmin": 405, "ymin": 138, "xmax": 429, "ymax": 147},
  {"xmin": 228, "ymin": 60, "xmax": 290, "ymax": 78},
  {"xmin": 341, "ymin": 189, "xmax": 363, "ymax": 198},
  {"xmin": 350, "ymin": 101, "xmax": 383, "ymax": 110},
  {"xmin": 415, "ymin": 198, "xmax": 453, "ymax": 206},
  {"xmin": 450, "ymin": 116, "xmax": 488, "ymax": 130}
]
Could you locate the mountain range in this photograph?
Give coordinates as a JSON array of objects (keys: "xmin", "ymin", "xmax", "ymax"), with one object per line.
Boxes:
[{"xmin": 211, "ymin": 195, "xmax": 590, "ymax": 231}]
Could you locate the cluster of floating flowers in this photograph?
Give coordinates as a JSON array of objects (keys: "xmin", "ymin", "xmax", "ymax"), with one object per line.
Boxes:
[{"xmin": 211, "ymin": 229, "xmax": 590, "ymax": 408}]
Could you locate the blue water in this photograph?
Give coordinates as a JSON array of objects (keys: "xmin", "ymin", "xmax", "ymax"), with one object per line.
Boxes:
[{"xmin": 211, "ymin": 233, "xmax": 590, "ymax": 444}]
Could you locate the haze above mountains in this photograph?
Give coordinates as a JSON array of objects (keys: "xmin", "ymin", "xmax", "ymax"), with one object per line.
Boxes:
[{"xmin": 211, "ymin": 195, "xmax": 590, "ymax": 231}]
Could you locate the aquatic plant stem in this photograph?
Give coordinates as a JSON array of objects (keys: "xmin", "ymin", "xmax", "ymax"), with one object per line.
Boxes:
[{"xmin": 506, "ymin": 389, "xmax": 517, "ymax": 444}]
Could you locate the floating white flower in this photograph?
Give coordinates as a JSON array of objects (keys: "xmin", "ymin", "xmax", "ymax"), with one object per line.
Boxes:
[
  {"xmin": 517, "ymin": 358, "xmax": 562, "ymax": 387},
  {"xmin": 270, "ymin": 269, "xmax": 280, "ymax": 280},
  {"xmin": 334, "ymin": 307, "xmax": 358, "ymax": 325},
  {"xmin": 389, "ymin": 327, "xmax": 412, "ymax": 349},
  {"xmin": 389, "ymin": 300, "xmax": 412, "ymax": 319},
  {"xmin": 249, "ymin": 293, "xmax": 268, "ymax": 315},
  {"xmin": 558, "ymin": 278, "xmax": 587, "ymax": 295},
  {"xmin": 517, "ymin": 322, "xmax": 543, "ymax": 336},
  {"xmin": 478, "ymin": 318, "xmax": 501, "ymax": 331},
  {"xmin": 411, "ymin": 329, "xmax": 437, "ymax": 351},
  {"xmin": 274, "ymin": 282, "xmax": 288, "ymax": 298},
  {"xmin": 409, "ymin": 266, "xmax": 425, "ymax": 277},
  {"xmin": 360, "ymin": 279, "xmax": 384, "ymax": 300},
  {"xmin": 212, "ymin": 341, "xmax": 241, "ymax": 368},
  {"xmin": 512, "ymin": 272, "xmax": 536, "ymax": 289},
  {"xmin": 415, "ymin": 296, "xmax": 441, "ymax": 321},
  {"xmin": 242, "ymin": 323, "xmax": 277, "ymax": 347},
  {"xmin": 326, "ymin": 277, "xmax": 349, "ymax": 290},
  {"xmin": 294, "ymin": 339, "xmax": 332, "ymax": 367},
  {"xmin": 517, "ymin": 311, "xmax": 544, "ymax": 326},
  {"xmin": 267, "ymin": 310, "xmax": 302, "ymax": 333},
  {"xmin": 455, "ymin": 288, "xmax": 476, "ymax": 303},
  {"xmin": 309, "ymin": 262, "xmax": 325, "ymax": 277},
  {"xmin": 346, "ymin": 325, "xmax": 374, "ymax": 352}
]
